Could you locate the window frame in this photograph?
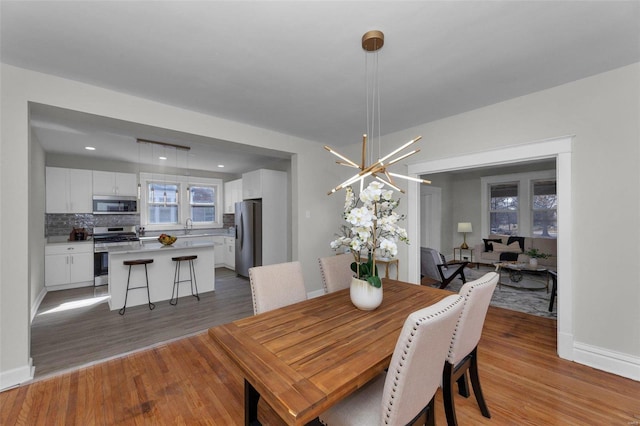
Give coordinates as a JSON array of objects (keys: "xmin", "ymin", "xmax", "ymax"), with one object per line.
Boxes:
[
  {"xmin": 140, "ymin": 172, "xmax": 223, "ymax": 231},
  {"xmin": 488, "ymin": 181, "xmax": 520, "ymax": 235},
  {"xmin": 481, "ymin": 170, "xmax": 556, "ymax": 238},
  {"xmin": 531, "ymin": 179, "xmax": 558, "ymax": 238},
  {"xmin": 147, "ymin": 180, "xmax": 181, "ymax": 225}
]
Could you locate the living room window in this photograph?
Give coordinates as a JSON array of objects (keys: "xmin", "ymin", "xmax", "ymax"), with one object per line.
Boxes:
[
  {"xmin": 532, "ymin": 179, "xmax": 557, "ymax": 238},
  {"xmin": 489, "ymin": 183, "xmax": 519, "ymax": 235},
  {"xmin": 481, "ymin": 170, "xmax": 556, "ymax": 238}
]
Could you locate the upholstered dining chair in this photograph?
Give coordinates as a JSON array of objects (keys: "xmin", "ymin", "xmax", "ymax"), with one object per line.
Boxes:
[
  {"xmin": 248, "ymin": 261, "xmax": 307, "ymax": 315},
  {"xmin": 318, "ymin": 253, "xmax": 354, "ymax": 294},
  {"xmin": 443, "ymin": 271, "xmax": 499, "ymax": 426},
  {"xmin": 420, "ymin": 247, "xmax": 468, "ymax": 289},
  {"xmin": 319, "ymin": 294, "xmax": 465, "ymax": 426}
]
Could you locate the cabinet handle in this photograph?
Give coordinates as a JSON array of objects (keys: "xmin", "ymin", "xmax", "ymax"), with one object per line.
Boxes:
[
  {"xmin": 70, "ymin": 256, "xmax": 74, "ymax": 264},
  {"xmin": 66, "ymin": 256, "xmax": 69, "ymax": 265}
]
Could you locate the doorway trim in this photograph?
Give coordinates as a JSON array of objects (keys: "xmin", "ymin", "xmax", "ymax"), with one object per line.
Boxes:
[
  {"xmin": 407, "ymin": 135, "xmax": 573, "ymax": 360},
  {"xmin": 420, "ymin": 186, "xmax": 441, "ymax": 250}
]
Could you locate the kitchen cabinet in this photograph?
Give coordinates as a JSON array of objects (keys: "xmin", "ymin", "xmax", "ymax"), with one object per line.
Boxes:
[
  {"xmin": 46, "ymin": 167, "xmax": 93, "ymax": 213},
  {"xmin": 213, "ymin": 236, "xmax": 225, "ymax": 267},
  {"xmin": 241, "ymin": 170, "xmax": 264, "ymax": 200},
  {"xmin": 224, "ymin": 237, "xmax": 235, "ymax": 270},
  {"xmin": 45, "ymin": 242, "xmax": 94, "ymax": 289},
  {"xmin": 242, "ymin": 169, "xmax": 288, "ymax": 266},
  {"xmin": 224, "ymin": 179, "xmax": 243, "ymax": 214},
  {"xmin": 93, "ymin": 171, "xmax": 138, "ymax": 196}
]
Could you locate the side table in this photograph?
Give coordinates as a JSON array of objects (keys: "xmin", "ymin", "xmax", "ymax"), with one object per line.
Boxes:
[
  {"xmin": 453, "ymin": 247, "xmax": 476, "ymax": 268},
  {"xmin": 375, "ymin": 258, "xmax": 399, "ymax": 280}
]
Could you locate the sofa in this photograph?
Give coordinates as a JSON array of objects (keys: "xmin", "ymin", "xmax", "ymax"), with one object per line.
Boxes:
[{"xmin": 473, "ymin": 234, "xmax": 557, "ymax": 268}]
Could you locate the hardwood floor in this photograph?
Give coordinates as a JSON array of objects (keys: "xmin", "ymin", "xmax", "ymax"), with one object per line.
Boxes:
[
  {"xmin": 4, "ymin": 281, "xmax": 640, "ymax": 424},
  {"xmin": 30, "ymin": 267, "xmax": 253, "ymax": 379}
]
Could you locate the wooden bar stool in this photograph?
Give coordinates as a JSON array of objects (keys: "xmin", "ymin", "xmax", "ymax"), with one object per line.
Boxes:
[
  {"xmin": 119, "ymin": 259, "xmax": 155, "ymax": 315},
  {"xmin": 170, "ymin": 255, "xmax": 200, "ymax": 305}
]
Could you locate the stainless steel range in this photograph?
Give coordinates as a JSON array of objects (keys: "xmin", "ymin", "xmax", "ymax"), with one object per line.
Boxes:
[{"xmin": 93, "ymin": 225, "xmax": 139, "ymax": 286}]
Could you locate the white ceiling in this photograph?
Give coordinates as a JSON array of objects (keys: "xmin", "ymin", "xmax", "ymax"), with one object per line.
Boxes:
[{"xmin": 2, "ymin": 1, "xmax": 639, "ymax": 173}]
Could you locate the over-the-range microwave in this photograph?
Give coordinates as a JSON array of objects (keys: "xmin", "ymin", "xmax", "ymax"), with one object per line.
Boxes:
[{"xmin": 92, "ymin": 195, "xmax": 138, "ymax": 214}]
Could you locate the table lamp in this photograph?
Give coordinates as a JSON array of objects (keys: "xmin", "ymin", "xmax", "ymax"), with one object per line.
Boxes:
[{"xmin": 458, "ymin": 222, "xmax": 472, "ymax": 249}]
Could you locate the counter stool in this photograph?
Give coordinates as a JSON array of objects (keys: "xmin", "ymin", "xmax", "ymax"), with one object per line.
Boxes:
[
  {"xmin": 119, "ymin": 259, "xmax": 155, "ymax": 315},
  {"xmin": 170, "ymin": 255, "xmax": 200, "ymax": 305}
]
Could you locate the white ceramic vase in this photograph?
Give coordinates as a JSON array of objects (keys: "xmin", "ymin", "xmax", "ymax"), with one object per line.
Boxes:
[
  {"xmin": 529, "ymin": 257, "xmax": 538, "ymax": 268},
  {"xmin": 350, "ymin": 277, "xmax": 383, "ymax": 311}
]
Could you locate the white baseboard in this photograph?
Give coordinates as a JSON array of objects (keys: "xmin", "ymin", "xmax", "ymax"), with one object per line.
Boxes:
[
  {"xmin": 0, "ymin": 358, "xmax": 34, "ymax": 392},
  {"xmin": 573, "ymin": 342, "xmax": 640, "ymax": 381},
  {"xmin": 31, "ymin": 287, "xmax": 48, "ymax": 323},
  {"xmin": 307, "ymin": 289, "xmax": 325, "ymax": 299}
]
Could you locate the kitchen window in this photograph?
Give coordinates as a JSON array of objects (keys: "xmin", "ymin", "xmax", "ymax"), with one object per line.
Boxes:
[
  {"xmin": 189, "ymin": 185, "xmax": 216, "ymax": 223},
  {"xmin": 140, "ymin": 173, "xmax": 223, "ymax": 230},
  {"xmin": 148, "ymin": 182, "xmax": 179, "ymax": 224}
]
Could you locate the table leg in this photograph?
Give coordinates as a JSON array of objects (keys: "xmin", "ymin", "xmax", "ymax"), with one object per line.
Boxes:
[{"xmin": 245, "ymin": 379, "xmax": 260, "ymax": 426}]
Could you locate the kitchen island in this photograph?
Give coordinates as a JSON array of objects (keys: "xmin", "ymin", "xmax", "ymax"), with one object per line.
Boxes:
[{"xmin": 107, "ymin": 240, "xmax": 217, "ymax": 311}]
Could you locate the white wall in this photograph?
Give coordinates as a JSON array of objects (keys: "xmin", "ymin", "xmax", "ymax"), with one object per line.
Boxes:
[
  {"xmin": 0, "ymin": 64, "xmax": 342, "ymax": 389},
  {"xmin": 396, "ymin": 63, "xmax": 640, "ymax": 380},
  {"xmin": 2, "ymin": 61, "xmax": 638, "ymax": 388}
]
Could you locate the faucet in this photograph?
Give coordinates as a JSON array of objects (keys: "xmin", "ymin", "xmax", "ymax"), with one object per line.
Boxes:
[{"xmin": 184, "ymin": 218, "xmax": 193, "ymax": 234}]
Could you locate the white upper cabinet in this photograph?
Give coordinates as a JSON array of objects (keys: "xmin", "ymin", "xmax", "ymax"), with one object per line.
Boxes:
[
  {"xmin": 224, "ymin": 179, "xmax": 243, "ymax": 213},
  {"xmin": 46, "ymin": 167, "xmax": 93, "ymax": 213},
  {"xmin": 241, "ymin": 169, "xmax": 287, "ymax": 266},
  {"xmin": 93, "ymin": 171, "xmax": 138, "ymax": 196}
]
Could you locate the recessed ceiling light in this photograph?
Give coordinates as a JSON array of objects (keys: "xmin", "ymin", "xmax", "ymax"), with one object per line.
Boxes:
[
  {"xmin": 85, "ymin": 146, "xmax": 96, "ymax": 151},
  {"xmin": 159, "ymin": 156, "xmax": 167, "ymax": 160},
  {"xmin": 217, "ymin": 164, "xmax": 225, "ymax": 168}
]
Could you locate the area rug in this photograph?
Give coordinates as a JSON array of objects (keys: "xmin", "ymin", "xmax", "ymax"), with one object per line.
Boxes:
[{"xmin": 438, "ymin": 264, "xmax": 557, "ymax": 319}]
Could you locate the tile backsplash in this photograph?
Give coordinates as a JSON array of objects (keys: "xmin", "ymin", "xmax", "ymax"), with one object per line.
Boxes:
[
  {"xmin": 46, "ymin": 213, "xmax": 235, "ymax": 237},
  {"xmin": 46, "ymin": 214, "xmax": 140, "ymax": 237}
]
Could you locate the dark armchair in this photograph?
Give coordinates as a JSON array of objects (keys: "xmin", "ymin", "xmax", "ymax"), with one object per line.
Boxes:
[{"xmin": 420, "ymin": 247, "xmax": 468, "ymax": 289}]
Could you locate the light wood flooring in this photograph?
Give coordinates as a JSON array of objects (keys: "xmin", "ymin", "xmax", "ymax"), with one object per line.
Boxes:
[
  {"xmin": 4, "ymin": 276, "xmax": 639, "ymax": 424},
  {"xmin": 30, "ymin": 267, "xmax": 253, "ymax": 379}
]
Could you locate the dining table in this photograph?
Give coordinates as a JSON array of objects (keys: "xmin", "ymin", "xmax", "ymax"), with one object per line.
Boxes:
[{"xmin": 208, "ymin": 278, "xmax": 452, "ymax": 425}]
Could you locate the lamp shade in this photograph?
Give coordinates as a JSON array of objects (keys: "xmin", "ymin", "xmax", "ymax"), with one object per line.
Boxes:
[{"xmin": 457, "ymin": 222, "xmax": 472, "ymax": 233}]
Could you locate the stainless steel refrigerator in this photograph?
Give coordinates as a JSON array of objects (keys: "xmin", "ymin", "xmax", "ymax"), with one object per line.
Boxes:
[{"xmin": 235, "ymin": 200, "xmax": 262, "ymax": 277}]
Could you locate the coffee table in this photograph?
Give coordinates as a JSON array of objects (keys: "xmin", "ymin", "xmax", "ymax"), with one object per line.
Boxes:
[{"xmin": 494, "ymin": 262, "xmax": 549, "ymax": 292}]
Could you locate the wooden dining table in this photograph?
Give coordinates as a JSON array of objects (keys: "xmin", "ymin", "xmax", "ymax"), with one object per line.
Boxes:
[{"xmin": 208, "ymin": 279, "xmax": 452, "ymax": 425}]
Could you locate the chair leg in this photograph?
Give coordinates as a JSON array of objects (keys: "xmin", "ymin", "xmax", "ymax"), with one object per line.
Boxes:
[
  {"xmin": 425, "ymin": 396, "xmax": 435, "ymax": 426},
  {"xmin": 457, "ymin": 371, "xmax": 470, "ymax": 398},
  {"xmin": 548, "ymin": 274, "xmax": 557, "ymax": 311},
  {"xmin": 442, "ymin": 362, "xmax": 459, "ymax": 426},
  {"xmin": 119, "ymin": 265, "xmax": 133, "ymax": 315},
  {"xmin": 189, "ymin": 259, "xmax": 200, "ymax": 301},
  {"xmin": 469, "ymin": 347, "xmax": 491, "ymax": 418},
  {"xmin": 144, "ymin": 264, "xmax": 155, "ymax": 311},
  {"xmin": 170, "ymin": 260, "xmax": 180, "ymax": 305}
]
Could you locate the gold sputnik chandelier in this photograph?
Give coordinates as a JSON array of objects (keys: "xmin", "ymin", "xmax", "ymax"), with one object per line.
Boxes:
[{"xmin": 326, "ymin": 30, "xmax": 430, "ymax": 195}]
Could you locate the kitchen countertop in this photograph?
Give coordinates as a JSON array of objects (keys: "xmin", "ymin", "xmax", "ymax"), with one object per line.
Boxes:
[
  {"xmin": 46, "ymin": 237, "xmax": 93, "ymax": 244},
  {"xmin": 138, "ymin": 228, "xmax": 234, "ymax": 241},
  {"xmin": 107, "ymin": 240, "xmax": 219, "ymax": 255}
]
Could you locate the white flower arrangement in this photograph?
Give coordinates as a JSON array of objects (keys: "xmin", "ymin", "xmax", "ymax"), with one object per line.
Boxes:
[{"xmin": 330, "ymin": 181, "xmax": 409, "ymax": 287}]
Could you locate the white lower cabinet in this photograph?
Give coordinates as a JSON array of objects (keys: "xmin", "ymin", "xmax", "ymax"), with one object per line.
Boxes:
[
  {"xmin": 213, "ymin": 236, "xmax": 225, "ymax": 267},
  {"xmin": 224, "ymin": 237, "xmax": 235, "ymax": 270},
  {"xmin": 45, "ymin": 243, "xmax": 94, "ymax": 290}
]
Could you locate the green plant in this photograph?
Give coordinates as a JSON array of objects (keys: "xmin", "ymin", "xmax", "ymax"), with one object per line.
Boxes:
[
  {"xmin": 524, "ymin": 248, "xmax": 550, "ymax": 259},
  {"xmin": 350, "ymin": 252, "xmax": 381, "ymax": 288}
]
